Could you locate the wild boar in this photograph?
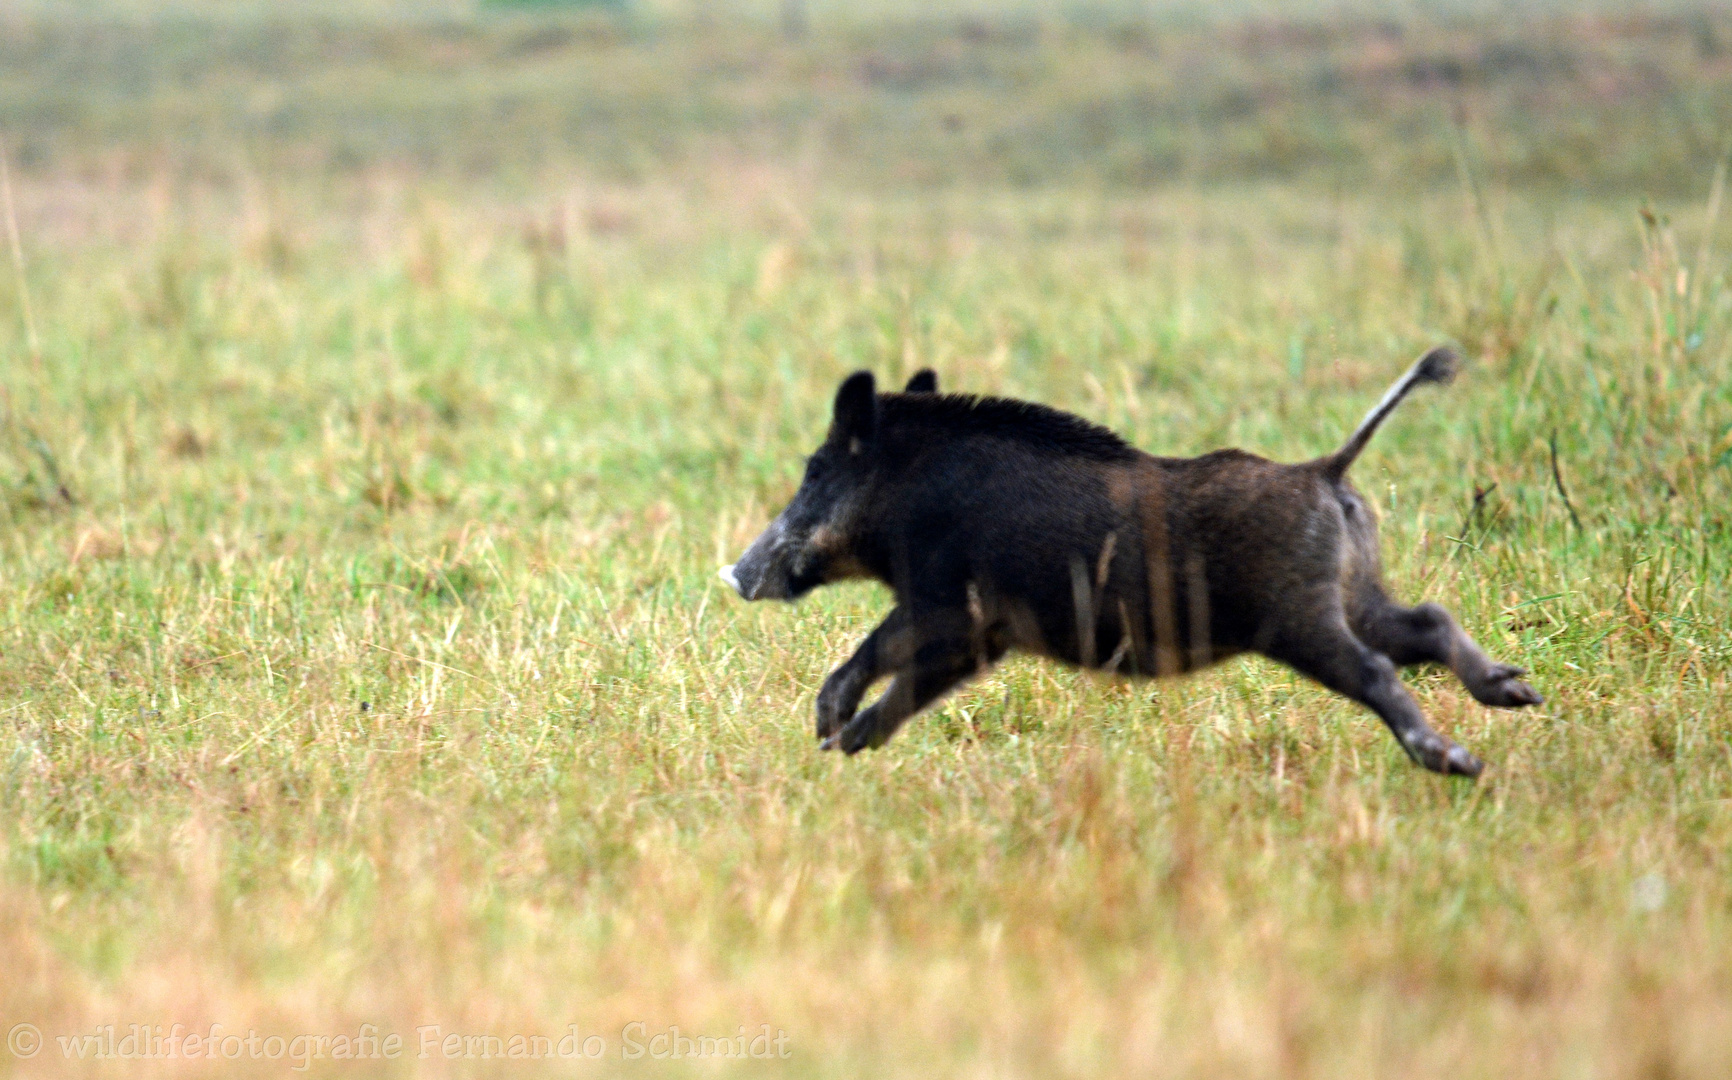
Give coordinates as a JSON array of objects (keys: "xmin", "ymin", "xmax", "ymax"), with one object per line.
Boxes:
[{"xmin": 719, "ymin": 349, "xmax": 1540, "ymax": 777}]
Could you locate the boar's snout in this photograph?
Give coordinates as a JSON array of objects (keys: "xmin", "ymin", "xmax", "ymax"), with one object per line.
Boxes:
[{"xmin": 719, "ymin": 518, "xmax": 796, "ymax": 601}]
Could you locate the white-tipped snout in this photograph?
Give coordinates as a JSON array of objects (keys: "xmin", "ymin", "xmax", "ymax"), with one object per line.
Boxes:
[{"xmin": 718, "ymin": 564, "xmax": 743, "ymax": 596}]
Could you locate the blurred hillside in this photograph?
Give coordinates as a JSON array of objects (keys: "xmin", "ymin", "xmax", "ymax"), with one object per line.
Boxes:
[{"xmin": 1, "ymin": 3, "xmax": 1727, "ymax": 198}]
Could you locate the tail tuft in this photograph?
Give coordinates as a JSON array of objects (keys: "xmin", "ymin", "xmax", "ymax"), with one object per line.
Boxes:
[
  {"xmin": 1412, "ymin": 345, "xmax": 1460, "ymax": 387},
  {"xmin": 1321, "ymin": 345, "xmax": 1461, "ymax": 480}
]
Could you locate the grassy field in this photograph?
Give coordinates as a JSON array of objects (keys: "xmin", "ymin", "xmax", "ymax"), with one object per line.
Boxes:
[{"xmin": 2, "ymin": 4, "xmax": 1731, "ymax": 1077}]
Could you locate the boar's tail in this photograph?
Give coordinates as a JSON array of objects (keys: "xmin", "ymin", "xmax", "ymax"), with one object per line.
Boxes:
[{"xmin": 1320, "ymin": 346, "xmax": 1460, "ymax": 481}]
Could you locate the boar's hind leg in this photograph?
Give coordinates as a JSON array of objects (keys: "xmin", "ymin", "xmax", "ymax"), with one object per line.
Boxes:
[
  {"xmin": 1352, "ymin": 591, "xmax": 1542, "ymax": 708},
  {"xmin": 821, "ymin": 610, "xmax": 995, "ymax": 755},
  {"xmin": 1264, "ymin": 610, "xmax": 1484, "ymax": 777}
]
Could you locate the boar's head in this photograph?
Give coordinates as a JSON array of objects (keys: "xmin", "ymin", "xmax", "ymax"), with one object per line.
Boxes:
[{"xmin": 720, "ymin": 371, "xmax": 891, "ymax": 602}]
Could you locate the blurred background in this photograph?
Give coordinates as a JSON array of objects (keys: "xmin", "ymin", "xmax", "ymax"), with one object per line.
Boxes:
[{"xmin": 4, "ymin": 1, "xmax": 1727, "ymax": 221}]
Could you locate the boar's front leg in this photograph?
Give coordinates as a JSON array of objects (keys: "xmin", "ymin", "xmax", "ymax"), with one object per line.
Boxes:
[
  {"xmin": 821, "ymin": 608, "xmax": 996, "ymax": 755},
  {"xmin": 815, "ymin": 606, "xmax": 913, "ymax": 741}
]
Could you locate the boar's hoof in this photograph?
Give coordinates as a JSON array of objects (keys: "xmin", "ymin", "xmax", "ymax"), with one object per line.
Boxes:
[
  {"xmin": 1471, "ymin": 663, "xmax": 1544, "ymax": 708},
  {"xmin": 1442, "ymin": 744, "xmax": 1485, "ymax": 778},
  {"xmin": 820, "ymin": 712, "xmax": 889, "ymax": 755},
  {"xmin": 1406, "ymin": 734, "xmax": 1484, "ymax": 779}
]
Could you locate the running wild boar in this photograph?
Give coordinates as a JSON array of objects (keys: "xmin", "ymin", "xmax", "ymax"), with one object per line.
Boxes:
[{"xmin": 719, "ymin": 348, "xmax": 1540, "ymax": 777}]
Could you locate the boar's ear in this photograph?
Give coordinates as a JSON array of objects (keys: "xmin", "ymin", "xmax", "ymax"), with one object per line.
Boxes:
[
  {"xmin": 903, "ymin": 369, "xmax": 938, "ymax": 394},
  {"xmin": 832, "ymin": 371, "xmax": 878, "ymax": 450}
]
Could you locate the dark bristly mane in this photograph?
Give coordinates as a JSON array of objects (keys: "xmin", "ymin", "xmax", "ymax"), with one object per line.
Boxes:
[{"xmin": 882, "ymin": 391, "xmax": 1139, "ymax": 462}]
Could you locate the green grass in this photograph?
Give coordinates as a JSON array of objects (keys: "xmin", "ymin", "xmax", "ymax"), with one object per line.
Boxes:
[{"xmin": 1, "ymin": 6, "xmax": 1731, "ymax": 1078}]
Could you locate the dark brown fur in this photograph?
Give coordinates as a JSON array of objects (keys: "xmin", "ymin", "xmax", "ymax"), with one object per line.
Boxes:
[{"xmin": 721, "ymin": 353, "xmax": 1541, "ymax": 777}]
